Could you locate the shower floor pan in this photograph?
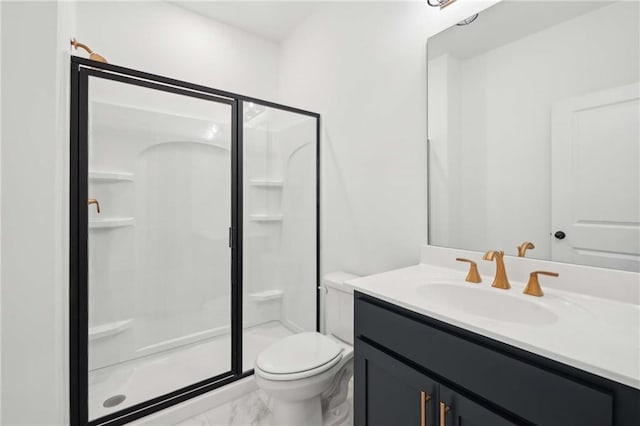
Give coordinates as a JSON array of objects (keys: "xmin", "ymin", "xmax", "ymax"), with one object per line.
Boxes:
[{"xmin": 88, "ymin": 321, "xmax": 293, "ymax": 420}]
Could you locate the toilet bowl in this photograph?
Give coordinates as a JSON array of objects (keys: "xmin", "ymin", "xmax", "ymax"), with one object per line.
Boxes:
[{"xmin": 254, "ymin": 272, "xmax": 358, "ymax": 426}]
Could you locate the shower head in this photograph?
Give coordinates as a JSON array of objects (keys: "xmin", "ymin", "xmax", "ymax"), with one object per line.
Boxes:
[
  {"xmin": 427, "ymin": 0, "xmax": 456, "ymax": 8},
  {"xmin": 71, "ymin": 38, "xmax": 108, "ymax": 63}
]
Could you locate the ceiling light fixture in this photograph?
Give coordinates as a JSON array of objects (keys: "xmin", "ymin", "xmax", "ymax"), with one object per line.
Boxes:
[
  {"xmin": 426, "ymin": 0, "xmax": 479, "ymax": 26},
  {"xmin": 456, "ymin": 14, "xmax": 479, "ymax": 26},
  {"xmin": 427, "ymin": 0, "xmax": 456, "ymax": 9}
]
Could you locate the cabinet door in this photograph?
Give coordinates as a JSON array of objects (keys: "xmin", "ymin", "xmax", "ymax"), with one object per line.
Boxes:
[
  {"xmin": 355, "ymin": 338, "xmax": 438, "ymax": 426},
  {"xmin": 439, "ymin": 385, "xmax": 517, "ymax": 426}
]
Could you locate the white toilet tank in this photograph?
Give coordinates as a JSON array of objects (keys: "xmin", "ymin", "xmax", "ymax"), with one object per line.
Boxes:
[{"xmin": 323, "ymin": 272, "xmax": 359, "ymax": 345}]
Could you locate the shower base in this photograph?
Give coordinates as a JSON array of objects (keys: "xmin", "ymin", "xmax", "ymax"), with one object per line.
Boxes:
[{"xmin": 88, "ymin": 321, "xmax": 294, "ymax": 421}]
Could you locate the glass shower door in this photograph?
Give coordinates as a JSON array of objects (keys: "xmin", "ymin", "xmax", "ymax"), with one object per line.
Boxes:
[
  {"xmin": 84, "ymin": 72, "xmax": 235, "ymax": 420},
  {"xmin": 242, "ymin": 102, "xmax": 319, "ymax": 371}
]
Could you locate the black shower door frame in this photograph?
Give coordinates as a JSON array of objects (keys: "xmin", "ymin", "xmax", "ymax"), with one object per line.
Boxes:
[{"xmin": 69, "ymin": 56, "xmax": 321, "ymax": 426}]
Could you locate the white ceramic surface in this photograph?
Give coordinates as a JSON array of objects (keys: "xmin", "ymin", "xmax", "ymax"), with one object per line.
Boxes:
[
  {"xmin": 255, "ymin": 343, "xmax": 353, "ymax": 426},
  {"xmin": 256, "ymin": 332, "xmax": 343, "ymax": 376},
  {"xmin": 416, "ymin": 283, "xmax": 560, "ymax": 325},
  {"xmin": 346, "ymin": 260, "xmax": 640, "ymax": 390},
  {"xmin": 253, "ymin": 273, "xmax": 356, "ymax": 425},
  {"xmin": 323, "ymin": 272, "xmax": 359, "ymax": 345}
]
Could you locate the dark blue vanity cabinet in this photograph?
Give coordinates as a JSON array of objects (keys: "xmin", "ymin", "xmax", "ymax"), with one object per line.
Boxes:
[{"xmin": 354, "ymin": 292, "xmax": 640, "ymax": 426}]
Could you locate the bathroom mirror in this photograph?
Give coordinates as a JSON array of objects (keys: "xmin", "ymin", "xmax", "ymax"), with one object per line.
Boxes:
[{"xmin": 427, "ymin": 0, "xmax": 639, "ymax": 272}]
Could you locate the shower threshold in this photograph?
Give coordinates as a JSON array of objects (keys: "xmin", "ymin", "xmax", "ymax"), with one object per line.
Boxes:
[{"xmin": 88, "ymin": 321, "xmax": 294, "ymax": 421}]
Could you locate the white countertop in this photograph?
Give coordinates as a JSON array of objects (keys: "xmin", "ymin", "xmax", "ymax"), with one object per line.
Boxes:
[{"xmin": 346, "ymin": 263, "xmax": 640, "ymax": 390}]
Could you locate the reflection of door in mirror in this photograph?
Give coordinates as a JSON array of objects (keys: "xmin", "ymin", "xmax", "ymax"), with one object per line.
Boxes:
[{"xmin": 551, "ymin": 83, "xmax": 640, "ymax": 272}]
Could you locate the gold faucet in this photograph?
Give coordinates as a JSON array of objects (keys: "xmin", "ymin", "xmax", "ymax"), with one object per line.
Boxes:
[
  {"xmin": 523, "ymin": 271, "xmax": 558, "ymax": 297},
  {"xmin": 455, "ymin": 258, "xmax": 482, "ymax": 283},
  {"xmin": 482, "ymin": 250, "xmax": 510, "ymax": 289},
  {"xmin": 517, "ymin": 241, "xmax": 535, "ymax": 257}
]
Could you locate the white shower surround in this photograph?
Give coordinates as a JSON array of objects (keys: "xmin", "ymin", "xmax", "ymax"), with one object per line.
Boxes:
[
  {"xmin": 243, "ymin": 109, "xmax": 317, "ymax": 345},
  {"xmin": 87, "ymin": 83, "xmax": 234, "ymax": 374}
]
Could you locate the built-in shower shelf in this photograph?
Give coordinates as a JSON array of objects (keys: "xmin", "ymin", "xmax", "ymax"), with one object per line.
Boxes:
[
  {"xmin": 249, "ymin": 179, "xmax": 284, "ymax": 188},
  {"xmin": 249, "ymin": 214, "xmax": 283, "ymax": 222},
  {"xmin": 89, "ymin": 171, "xmax": 135, "ymax": 182},
  {"xmin": 249, "ymin": 290, "xmax": 284, "ymax": 302},
  {"xmin": 89, "ymin": 319, "xmax": 133, "ymax": 341},
  {"xmin": 89, "ymin": 217, "xmax": 135, "ymax": 229}
]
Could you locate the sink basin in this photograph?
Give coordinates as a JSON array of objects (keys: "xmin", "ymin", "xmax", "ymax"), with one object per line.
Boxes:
[{"xmin": 416, "ymin": 283, "xmax": 559, "ymax": 325}]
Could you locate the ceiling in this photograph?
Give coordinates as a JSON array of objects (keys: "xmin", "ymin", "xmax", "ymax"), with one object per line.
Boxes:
[{"xmin": 170, "ymin": 1, "xmax": 322, "ymax": 42}]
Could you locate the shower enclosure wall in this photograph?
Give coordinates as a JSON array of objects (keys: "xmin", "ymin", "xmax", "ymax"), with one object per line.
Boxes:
[{"xmin": 69, "ymin": 57, "xmax": 319, "ymax": 425}]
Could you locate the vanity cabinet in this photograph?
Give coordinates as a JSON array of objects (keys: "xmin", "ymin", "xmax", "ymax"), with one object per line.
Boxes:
[
  {"xmin": 354, "ymin": 292, "xmax": 640, "ymax": 426},
  {"xmin": 439, "ymin": 384, "xmax": 516, "ymax": 426},
  {"xmin": 356, "ymin": 339, "xmax": 515, "ymax": 426},
  {"xmin": 356, "ymin": 339, "xmax": 437, "ymax": 426}
]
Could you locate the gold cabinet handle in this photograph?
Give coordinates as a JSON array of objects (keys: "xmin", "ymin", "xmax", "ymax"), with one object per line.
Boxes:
[
  {"xmin": 88, "ymin": 198, "xmax": 101, "ymax": 214},
  {"xmin": 439, "ymin": 402, "xmax": 451, "ymax": 426},
  {"xmin": 421, "ymin": 391, "xmax": 432, "ymax": 426},
  {"xmin": 455, "ymin": 258, "xmax": 481, "ymax": 283}
]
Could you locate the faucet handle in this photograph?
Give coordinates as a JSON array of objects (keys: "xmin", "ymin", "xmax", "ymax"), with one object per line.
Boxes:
[
  {"xmin": 455, "ymin": 258, "xmax": 482, "ymax": 283},
  {"xmin": 517, "ymin": 241, "xmax": 535, "ymax": 257},
  {"xmin": 524, "ymin": 271, "xmax": 559, "ymax": 297}
]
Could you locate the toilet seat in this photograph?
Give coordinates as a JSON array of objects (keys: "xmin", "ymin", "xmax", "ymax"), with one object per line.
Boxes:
[{"xmin": 255, "ymin": 332, "xmax": 344, "ymax": 381}]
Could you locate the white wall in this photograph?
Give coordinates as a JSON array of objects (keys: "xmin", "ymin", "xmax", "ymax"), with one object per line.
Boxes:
[
  {"xmin": 1, "ymin": 1, "xmax": 74, "ymax": 423},
  {"xmin": 75, "ymin": 1, "xmax": 281, "ymax": 100},
  {"xmin": 0, "ymin": 2, "xmax": 3, "ymax": 420},
  {"xmin": 0, "ymin": 1, "xmax": 3, "ymax": 420},
  {"xmin": 278, "ymin": 1, "xmax": 498, "ymax": 277}
]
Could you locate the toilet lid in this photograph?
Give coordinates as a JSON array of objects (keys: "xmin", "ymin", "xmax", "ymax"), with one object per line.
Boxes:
[{"xmin": 256, "ymin": 332, "xmax": 344, "ymax": 375}]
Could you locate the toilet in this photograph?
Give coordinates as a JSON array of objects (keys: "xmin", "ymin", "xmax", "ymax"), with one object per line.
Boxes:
[{"xmin": 254, "ymin": 272, "xmax": 358, "ymax": 426}]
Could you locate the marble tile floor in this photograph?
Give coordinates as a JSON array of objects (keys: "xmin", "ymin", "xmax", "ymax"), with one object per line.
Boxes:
[{"xmin": 175, "ymin": 379, "xmax": 354, "ymax": 426}]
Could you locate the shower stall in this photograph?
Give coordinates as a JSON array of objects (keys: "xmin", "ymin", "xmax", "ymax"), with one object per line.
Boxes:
[{"xmin": 69, "ymin": 57, "xmax": 319, "ymax": 425}]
